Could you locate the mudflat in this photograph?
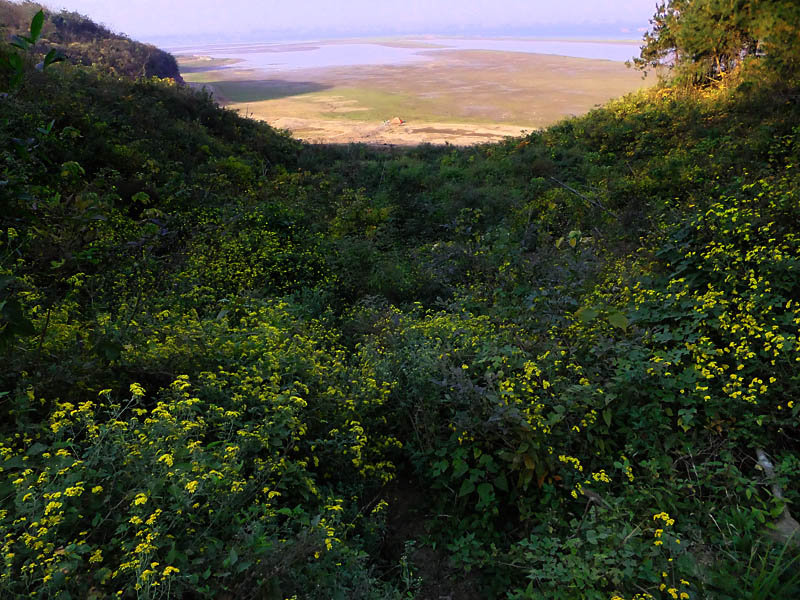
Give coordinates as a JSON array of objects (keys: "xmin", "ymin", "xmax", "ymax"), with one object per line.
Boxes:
[{"xmin": 178, "ymin": 44, "xmax": 649, "ymax": 145}]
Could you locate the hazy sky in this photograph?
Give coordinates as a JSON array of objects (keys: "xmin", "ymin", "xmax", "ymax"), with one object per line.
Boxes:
[{"xmin": 44, "ymin": 0, "xmax": 658, "ymax": 41}]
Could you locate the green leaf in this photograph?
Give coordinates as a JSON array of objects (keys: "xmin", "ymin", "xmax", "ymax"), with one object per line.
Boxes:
[
  {"xmin": 458, "ymin": 479, "xmax": 475, "ymax": 497},
  {"xmin": 94, "ymin": 339, "xmax": 123, "ymax": 361},
  {"xmin": 494, "ymin": 472, "xmax": 509, "ymax": 492},
  {"xmin": 770, "ymin": 505, "xmax": 785, "ymax": 518},
  {"xmin": 518, "ymin": 469, "xmax": 533, "ymax": 490},
  {"xmin": 10, "ymin": 35, "xmax": 31, "ymax": 50},
  {"xmin": 608, "ymin": 311, "xmax": 629, "ymax": 331},
  {"xmin": 602, "ymin": 408, "xmax": 612, "ymax": 427},
  {"xmin": 8, "ymin": 54, "xmax": 23, "ymax": 72},
  {"xmin": 27, "ymin": 442, "xmax": 48, "ymax": 456},
  {"xmin": 235, "ymin": 559, "xmax": 251, "ymax": 574},
  {"xmin": 132, "ymin": 191, "xmax": 151, "ymax": 205},
  {"xmin": 476, "ymin": 483, "xmax": 493, "ymax": 505},
  {"xmin": 2, "ymin": 456, "xmax": 24, "ymax": 469},
  {"xmin": 43, "ymin": 49, "xmax": 65, "ymax": 69},
  {"xmin": 575, "ymin": 307, "xmax": 599, "ymax": 324},
  {"xmin": 1, "ymin": 298, "xmax": 36, "ymax": 336},
  {"xmin": 30, "ymin": 10, "xmax": 45, "ymax": 43},
  {"xmin": 452, "ymin": 458, "xmax": 468, "ymax": 478}
]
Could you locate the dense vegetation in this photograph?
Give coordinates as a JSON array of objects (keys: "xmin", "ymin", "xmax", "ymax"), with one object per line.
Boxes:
[
  {"xmin": 1, "ymin": 4, "xmax": 799, "ymax": 600},
  {"xmin": 0, "ymin": 0, "xmax": 181, "ymax": 81},
  {"xmin": 634, "ymin": 0, "xmax": 800, "ymax": 83}
]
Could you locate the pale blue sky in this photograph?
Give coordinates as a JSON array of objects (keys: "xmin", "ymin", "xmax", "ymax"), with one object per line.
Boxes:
[{"xmin": 44, "ymin": 0, "xmax": 658, "ymax": 42}]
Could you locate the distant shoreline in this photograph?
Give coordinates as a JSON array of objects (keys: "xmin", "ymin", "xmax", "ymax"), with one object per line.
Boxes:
[
  {"xmin": 171, "ymin": 38, "xmax": 641, "ymax": 77},
  {"xmin": 167, "ymin": 35, "xmax": 641, "ymax": 54}
]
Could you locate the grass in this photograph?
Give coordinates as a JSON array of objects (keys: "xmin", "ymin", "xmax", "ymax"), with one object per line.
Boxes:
[
  {"xmin": 314, "ymin": 87, "xmax": 452, "ymax": 122},
  {"xmin": 191, "ymin": 79, "xmax": 331, "ymax": 103}
]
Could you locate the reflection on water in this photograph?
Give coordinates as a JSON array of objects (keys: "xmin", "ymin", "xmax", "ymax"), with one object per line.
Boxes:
[
  {"xmin": 176, "ymin": 43, "xmax": 427, "ymax": 70},
  {"xmin": 171, "ymin": 38, "xmax": 641, "ymax": 72}
]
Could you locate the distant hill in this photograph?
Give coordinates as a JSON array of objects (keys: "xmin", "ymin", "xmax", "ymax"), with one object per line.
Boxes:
[{"xmin": 0, "ymin": 0, "xmax": 182, "ymax": 81}]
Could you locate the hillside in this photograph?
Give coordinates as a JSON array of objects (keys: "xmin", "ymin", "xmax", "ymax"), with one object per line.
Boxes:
[
  {"xmin": 1, "ymin": 5, "xmax": 800, "ymax": 600},
  {"xmin": 0, "ymin": 0, "xmax": 181, "ymax": 80}
]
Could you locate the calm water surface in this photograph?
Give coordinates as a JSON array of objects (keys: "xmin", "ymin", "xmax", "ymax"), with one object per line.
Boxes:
[{"xmin": 172, "ymin": 38, "xmax": 641, "ymax": 72}]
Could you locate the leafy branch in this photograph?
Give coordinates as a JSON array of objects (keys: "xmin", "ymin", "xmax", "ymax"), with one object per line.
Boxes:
[{"xmin": 3, "ymin": 9, "xmax": 64, "ymax": 91}]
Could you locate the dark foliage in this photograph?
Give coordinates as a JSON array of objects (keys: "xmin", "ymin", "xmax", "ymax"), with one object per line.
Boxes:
[
  {"xmin": 634, "ymin": 0, "xmax": 800, "ymax": 83},
  {"xmin": 0, "ymin": 0, "xmax": 182, "ymax": 80}
]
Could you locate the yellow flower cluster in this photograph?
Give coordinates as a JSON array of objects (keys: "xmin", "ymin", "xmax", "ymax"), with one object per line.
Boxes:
[{"xmin": 558, "ymin": 455, "xmax": 583, "ymax": 472}]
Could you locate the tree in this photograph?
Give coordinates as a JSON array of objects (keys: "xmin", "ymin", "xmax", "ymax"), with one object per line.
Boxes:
[{"xmin": 634, "ymin": 0, "xmax": 800, "ymax": 83}]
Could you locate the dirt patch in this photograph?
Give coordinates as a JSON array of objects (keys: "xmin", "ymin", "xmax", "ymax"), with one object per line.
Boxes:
[
  {"xmin": 264, "ymin": 117, "xmax": 526, "ymax": 145},
  {"xmin": 411, "ymin": 127, "xmax": 499, "ymax": 137}
]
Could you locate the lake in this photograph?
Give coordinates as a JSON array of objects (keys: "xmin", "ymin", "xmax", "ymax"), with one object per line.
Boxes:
[{"xmin": 170, "ymin": 38, "xmax": 642, "ymax": 72}]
